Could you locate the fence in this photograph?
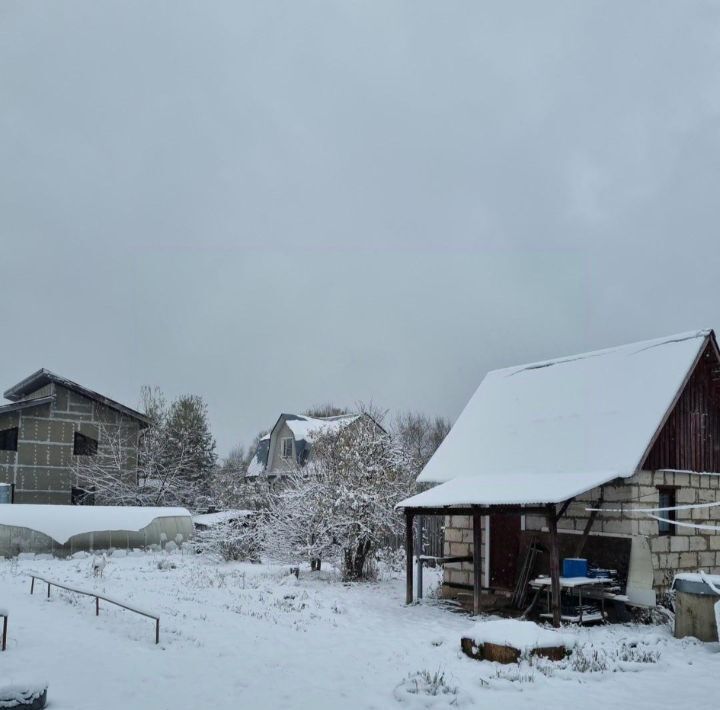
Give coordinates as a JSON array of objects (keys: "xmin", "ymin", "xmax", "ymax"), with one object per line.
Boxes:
[{"xmin": 29, "ymin": 574, "xmax": 160, "ymax": 644}]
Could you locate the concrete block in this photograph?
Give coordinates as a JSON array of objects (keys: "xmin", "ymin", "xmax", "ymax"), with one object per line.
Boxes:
[
  {"xmin": 709, "ymin": 536, "xmax": 720, "ymax": 550},
  {"xmin": 449, "ymin": 542, "xmax": 469, "ymax": 557},
  {"xmin": 602, "ymin": 519, "xmax": 630, "ymax": 534},
  {"xmin": 698, "ymin": 551, "xmax": 716, "ymax": 568},
  {"xmin": 444, "ymin": 528, "xmax": 462, "ymax": 543},
  {"xmin": 670, "ymin": 536, "xmax": 689, "ymax": 552},
  {"xmin": 650, "ymin": 536, "xmax": 669, "ymax": 553},
  {"xmin": 635, "ymin": 471, "xmax": 655, "ymax": 485},
  {"xmin": 677, "ymin": 488, "xmax": 697, "ymax": 504},
  {"xmin": 690, "ymin": 536, "xmax": 709, "ymax": 551},
  {"xmin": 679, "ymin": 551, "xmax": 698, "ymax": 568},
  {"xmin": 637, "ymin": 520, "xmax": 656, "ymax": 536},
  {"xmin": 675, "ymin": 473, "xmax": 690, "ymax": 486}
]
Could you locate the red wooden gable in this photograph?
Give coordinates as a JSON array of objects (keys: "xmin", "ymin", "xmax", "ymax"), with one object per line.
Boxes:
[{"xmin": 642, "ymin": 339, "xmax": 720, "ymax": 473}]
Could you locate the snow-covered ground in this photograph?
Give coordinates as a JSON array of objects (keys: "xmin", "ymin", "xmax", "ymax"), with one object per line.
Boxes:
[{"xmin": 0, "ymin": 551, "xmax": 717, "ymax": 709}]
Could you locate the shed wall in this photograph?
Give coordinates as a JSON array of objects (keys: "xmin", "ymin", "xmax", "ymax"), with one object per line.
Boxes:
[{"xmin": 441, "ymin": 469, "xmax": 720, "ymax": 597}]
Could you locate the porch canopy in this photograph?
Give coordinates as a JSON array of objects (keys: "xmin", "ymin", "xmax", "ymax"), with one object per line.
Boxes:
[{"xmin": 396, "ymin": 329, "xmax": 714, "ymax": 624}]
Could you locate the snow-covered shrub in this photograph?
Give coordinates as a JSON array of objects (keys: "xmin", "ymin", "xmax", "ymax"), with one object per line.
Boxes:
[
  {"xmin": 394, "ymin": 669, "xmax": 471, "ymax": 706},
  {"xmin": 261, "ymin": 410, "xmax": 416, "ymax": 580},
  {"xmin": 194, "ymin": 518, "xmax": 261, "ymax": 562},
  {"xmin": 374, "ymin": 547, "xmax": 406, "ymax": 576},
  {"xmin": 493, "ymin": 637, "xmax": 663, "ymax": 681}
]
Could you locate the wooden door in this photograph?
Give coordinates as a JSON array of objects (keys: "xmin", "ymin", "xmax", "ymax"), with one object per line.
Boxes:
[{"xmin": 489, "ymin": 514, "xmax": 521, "ymax": 589}]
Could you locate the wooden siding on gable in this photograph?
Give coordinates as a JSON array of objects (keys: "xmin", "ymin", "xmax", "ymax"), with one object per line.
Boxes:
[{"xmin": 643, "ymin": 342, "xmax": 720, "ymax": 474}]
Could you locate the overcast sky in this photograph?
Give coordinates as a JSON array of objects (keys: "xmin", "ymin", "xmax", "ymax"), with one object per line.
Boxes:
[{"xmin": 2, "ymin": 1, "xmax": 719, "ymax": 455}]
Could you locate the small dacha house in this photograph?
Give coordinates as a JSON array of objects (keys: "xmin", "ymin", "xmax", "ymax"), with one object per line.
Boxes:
[
  {"xmin": 245, "ymin": 412, "xmax": 364, "ymax": 481},
  {"xmin": 397, "ymin": 329, "xmax": 720, "ymax": 624}
]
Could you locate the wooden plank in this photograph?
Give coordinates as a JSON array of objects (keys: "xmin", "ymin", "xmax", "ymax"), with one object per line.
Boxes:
[
  {"xmin": 546, "ymin": 504, "xmax": 561, "ymax": 627},
  {"xmin": 640, "ymin": 336, "xmax": 718, "ymax": 472},
  {"xmin": 472, "ymin": 508, "xmax": 482, "ymax": 615},
  {"xmin": 405, "ymin": 512, "xmax": 414, "ymax": 605}
]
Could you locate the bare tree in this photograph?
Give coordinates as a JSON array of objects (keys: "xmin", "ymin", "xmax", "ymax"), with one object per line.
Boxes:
[
  {"xmin": 72, "ymin": 400, "xmax": 197, "ymax": 507},
  {"xmin": 393, "ymin": 411, "xmax": 451, "ymax": 476}
]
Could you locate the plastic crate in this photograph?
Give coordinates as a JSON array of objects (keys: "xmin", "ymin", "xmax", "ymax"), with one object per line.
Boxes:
[{"xmin": 562, "ymin": 558, "xmax": 588, "ymax": 578}]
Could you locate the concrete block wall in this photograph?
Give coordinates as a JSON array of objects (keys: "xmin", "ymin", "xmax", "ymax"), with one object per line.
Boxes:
[
  {"xmin": 442, "ymin": 515, "xmax": 487, "ymax": 588},
  {"xmin": 440, "ymin": 470, "xmax": 720, "ymax": 596},
  {"xmin": 529, "ymin": 470, "xmax": 720, "ymax": 593}
]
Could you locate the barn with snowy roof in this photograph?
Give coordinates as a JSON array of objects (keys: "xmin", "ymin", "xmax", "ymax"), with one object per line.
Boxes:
[{"xmin": 397, "ymin": 329, "xmax": 720, "ymax": 623}]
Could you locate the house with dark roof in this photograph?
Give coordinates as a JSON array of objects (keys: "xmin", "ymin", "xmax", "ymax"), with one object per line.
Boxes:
[
  {"xmin": 245, "ymin": 413, "xmax": 364, "ymax": 480},
  {"xmin": 398, "ymin": 329, "xmax": 720, "ymax": 619},
  {"xmin": 0, "ymin": 369, "xmax": 149, "ymax": 505}
]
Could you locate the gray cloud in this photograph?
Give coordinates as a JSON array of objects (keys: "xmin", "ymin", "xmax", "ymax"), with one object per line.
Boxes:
[{"xmin": 2, "ymin": 1, "xmax": 719, "ymax": 453}]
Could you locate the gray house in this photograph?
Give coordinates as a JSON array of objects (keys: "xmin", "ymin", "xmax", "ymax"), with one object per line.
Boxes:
[
  {"xmin": 0, "ymin": 369, "xmax": 150, "ymax": 505},
  {"xmin": 246, "ymin": 413, "xmax": 362, "ymax": 480}
]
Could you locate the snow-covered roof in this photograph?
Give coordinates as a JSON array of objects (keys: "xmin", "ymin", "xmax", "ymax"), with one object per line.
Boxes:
[
  {"xmin": 245, "ymin": 414, "xmax": 361, "ymax": 477},
  {"xmin": 284, "ymin": 414, "xmax": 360, "ymax": 443},
  {"xmin": 192, "ymin": 510, "xmax": 254, "ymax": 526},
  {"xmin": 400, "ymin": 329, "xmax": 714, "ymax": 509},
  {"xmin": 3, "ymin": 369, "xmax": 151, "ymax": 425},
  {"xmin": 0, "ymin": 505, "xmax": 191, "ymax": 544},
  {"xmin": 245, "ymin": 456, "xmax": 265, "ymax": 478}
]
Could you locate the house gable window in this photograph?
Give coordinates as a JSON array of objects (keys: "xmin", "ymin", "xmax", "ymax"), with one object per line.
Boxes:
[
  {"xmin": 0, "ymin": 427, "xmax": 18, "ymax": 452},
  {"xmin": 281, "ymin": 437, "xmax": 294, "ymax": 460},
  {"xmin": 73, "ymin": 432, "xmax": 98, "ymax": 456},
  {"xmin": 657, "ymin": 487, "xmax": 677, "ymax": 536}
]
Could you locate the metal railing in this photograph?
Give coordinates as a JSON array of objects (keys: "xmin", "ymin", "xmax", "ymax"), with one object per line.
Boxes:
[{"xmin": 29, "ymin": 574, "xmax": 160, "ymax": 644}]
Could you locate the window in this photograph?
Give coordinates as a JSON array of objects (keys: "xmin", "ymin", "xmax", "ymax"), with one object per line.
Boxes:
[
  {"xmin": 73, "ymin": 432, "xmax": 98, "ymax": 456},
  {"xmin": 281, "ymin": 437, "xmax": 293, "ymax": 460},
  {"xmin": 657, "ymin": 487, "xmax": 677, "ymax": 536},
  {"xmin": 0, "ymin": 427, "xmax": 18, "ymax": 452}
]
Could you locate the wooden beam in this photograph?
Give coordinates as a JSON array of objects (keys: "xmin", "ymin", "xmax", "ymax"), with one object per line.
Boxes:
[
  {"xmin": 574, "ymin": 491, "xmax": 604, "ymax": 558},
  {"xmin": 555, "ymin": 498, "xmax": 573, "ymax": 522},
  {"xmin": 405, "ymin": 512, "xmax": 414, "ymax": 605},
  {"xmin": 546, "ymin": 504, "xmax": 561, "ymax": 628},
  {"xmin": 472, "ymin": 508, "xmax": 482, "ymax": 616}
]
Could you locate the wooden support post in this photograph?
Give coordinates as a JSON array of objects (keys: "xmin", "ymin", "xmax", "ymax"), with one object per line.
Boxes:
[
  {"xmin": 47, "ymin": 582, "xmax": 51, "ymax": 599},
  {"xmin": 405, "ymin": 512, "xmax": 414, "ymax": 605},
  {"xmin": 30, "ymin": 577, "xmax": 35, "ymax": 595},
  {"xmin": 416, "ymin": 515, "xmax": 424, "ymax": 600},
  {"xmin": 96, "ymin": 597, "xmax": 100, "ymax": 616},
  {"xmin": 155, "ymin": 618, "xmax": 160, "ymax": 645},
  {"xmin": 1, "ymin": 615, "xmax": 6, "ymax": 652},
  {"xmin": 546, "ymin": 504, "xmax": 561, "ymax": 628},
  {"xmin": 472, "ymin": 508, "xmax": 482, "ymax": 616},
  {"xmin": 574, "ymin": 492, "xmax": 604, "ymax": 558}
]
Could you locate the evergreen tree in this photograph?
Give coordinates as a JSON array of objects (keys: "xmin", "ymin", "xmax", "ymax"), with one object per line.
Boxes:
[{"xmin": 163, "ymin": 394, "xmax": 217, "ymax": 506}]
